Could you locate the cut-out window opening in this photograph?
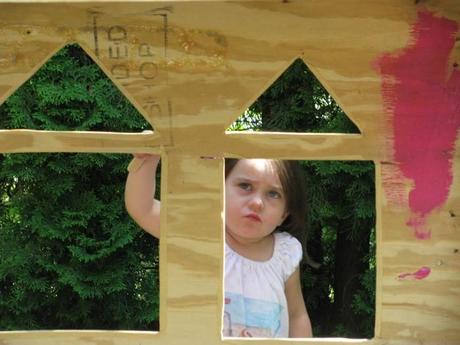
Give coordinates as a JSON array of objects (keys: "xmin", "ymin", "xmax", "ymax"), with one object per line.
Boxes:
[
  {"xmin": 223, "ymin": 158, "xmax": 376, "ymax": 338},
  {"xmin": 224, "ymin": 58, "xmax": 375, "ymax": 338},
  {"xmin": 0, "ymin": 152, "xmax": 160, "ymax": 331},
  {"xmin": 0, "ymin": 44, "xmax": 152, "ymax": 133},
  {"xmin": 0, "ymin": 44, "xmax": 159, "ymax": 331},
  {"xmin": 227, "ymin": 58, "xmax": 361, "ymax": 134}
]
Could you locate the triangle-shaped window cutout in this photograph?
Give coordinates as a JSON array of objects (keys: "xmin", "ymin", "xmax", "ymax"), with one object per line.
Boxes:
[
  {"xmin": 0, "ymin": 44, "xmax": 151, "ymax": 133},
  {"xmin": 227, "ymin": 58, "xmax": 360, "ymax": 134}
]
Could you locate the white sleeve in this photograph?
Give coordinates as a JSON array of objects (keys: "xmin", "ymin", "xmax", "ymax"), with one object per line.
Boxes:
[{"xmin": 278, "ymin": 232, "xmax": 303, "ymax": 281}]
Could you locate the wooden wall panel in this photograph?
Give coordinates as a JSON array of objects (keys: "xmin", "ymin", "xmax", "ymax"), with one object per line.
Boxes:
[{"xmin": 0, "ymin": 1, "xmax": 459, "ymax": 345}]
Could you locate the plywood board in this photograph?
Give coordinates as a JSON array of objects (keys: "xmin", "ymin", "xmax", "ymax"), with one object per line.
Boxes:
[{"xmin": 0, "ymin": 1, "xmax": 459, "ymax": 345}]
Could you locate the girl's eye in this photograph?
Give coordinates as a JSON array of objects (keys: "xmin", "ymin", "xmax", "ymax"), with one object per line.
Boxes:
[
  {"xmin": 238, "ymin": 182, "xmax": 251, "ymax": 191},
  {"xmin": 268, "ymin": 190, "xmax": 281, "ymax": 199}
]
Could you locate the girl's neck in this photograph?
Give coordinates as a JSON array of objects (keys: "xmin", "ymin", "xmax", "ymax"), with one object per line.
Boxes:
[{"xmin": 225, "ymin": 230, "xmax": 275, "ymax": 262}]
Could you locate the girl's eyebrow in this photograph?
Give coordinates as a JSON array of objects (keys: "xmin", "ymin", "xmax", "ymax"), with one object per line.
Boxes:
[
  {"xmin": 233, "ymin": 176, "xmax": 254, "ymax": 183},
  {"xmin": 234, "ymin": 175, "xmax": 283, "ymax": 191},
  {"xmin": 269, "ymin": 185, "xmax": 284, "ymax": 193}
]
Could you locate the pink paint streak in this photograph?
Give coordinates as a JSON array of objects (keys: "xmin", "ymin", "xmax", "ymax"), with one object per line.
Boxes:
[
  {"xmin": 376, "ymin": 9, "xmax": 460, "ymax": 239},
  {"xmin": 397, "ymin": 266, "xmax": 431, "ymax": 281}
]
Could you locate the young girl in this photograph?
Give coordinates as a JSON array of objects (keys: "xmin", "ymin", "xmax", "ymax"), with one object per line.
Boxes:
[{"xmin": 125, "ymin": 155, "xmax": 312, "ymax": 338}]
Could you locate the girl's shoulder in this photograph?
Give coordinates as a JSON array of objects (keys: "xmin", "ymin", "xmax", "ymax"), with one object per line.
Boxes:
[
  {"xmin": 273, "ymin": 232, "xmax": 303, "ymax": 279},
  {"xmin": 225, "ymin": 232, "xmax": 302, "ymax": 281},
  {"xmin": 274, "ymin": 231, "xmax": 302, "ymax": 252}
]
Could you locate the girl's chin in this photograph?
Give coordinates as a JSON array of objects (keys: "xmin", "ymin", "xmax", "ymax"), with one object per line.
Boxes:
[{"xmin": 226, "ymin": 229, "xmax": 266, "ymax": 242}]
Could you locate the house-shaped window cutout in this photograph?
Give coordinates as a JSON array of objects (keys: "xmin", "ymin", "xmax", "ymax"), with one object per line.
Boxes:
[
  {"xmin": 0, "ymin": 44, "xmax": 152, "ymax": 133},
  {"xmin": 0, "ymin": 44, "xmax": 160, "ymax": 331},
  {"xmin": 223, "ymin": 58, "xmax": 375, "ymax": 338},
  {"xmin": 227, "ymin": 58, "xmax": 361, "ymax": 134}
]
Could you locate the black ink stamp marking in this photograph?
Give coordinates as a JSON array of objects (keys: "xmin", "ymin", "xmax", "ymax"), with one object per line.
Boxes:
[
  {"xmin": 108, "ymin": 26, "xmax": 127, "ymax": 41},
  {"xmin": 109, "ymin": 45, "xmax": 128, "ymax": 59},
  {"xmin": 111, "ymin": 65, "xmax": 129, "ymax": 79},
  {"xmin": 144, "ymin": 99, "xmax": 162, "ymax": 116},
  {"xmin": 152, "ymin": 13, "xmax": 169, "ymax": 60},
  {"xmin": 139, "ymin": 43, "xmax": 155, "ymax": 57},
  {"xmin": 92, "ymin": 15, "xmax": 99, "ymax": 57},
  {"xmin": 140, "ymin": 62, "xmax": 158, "ymax": 79}
]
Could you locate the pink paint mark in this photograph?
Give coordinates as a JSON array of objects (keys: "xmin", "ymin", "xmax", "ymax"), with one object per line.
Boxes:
[
  {"xmin": 397, "ymin": 266, "xmax": 431, "ymax": 281},
  {"xmin": 381, "ymin": 163, "xmax": 407, "ymax": 208},
  {"xmin": 375, "ymin": 9, "xmax": 460, "ymax": 238}
]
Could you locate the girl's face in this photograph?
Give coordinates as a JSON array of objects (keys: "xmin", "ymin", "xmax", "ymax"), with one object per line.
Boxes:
[{"xmin": 225, "ymin": 159, "xmax": 288, "ymax": 244}]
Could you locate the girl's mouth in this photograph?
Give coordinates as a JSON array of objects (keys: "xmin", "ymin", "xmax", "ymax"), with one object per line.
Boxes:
[{"xmin": 245, "ymin": 213, "xmax": 262, "ymax": 222}]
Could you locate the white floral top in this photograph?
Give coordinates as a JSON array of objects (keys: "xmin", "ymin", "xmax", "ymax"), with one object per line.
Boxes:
[{"xmin": 223, "ymin": 232, "xmax": 302, "ymax": 338}]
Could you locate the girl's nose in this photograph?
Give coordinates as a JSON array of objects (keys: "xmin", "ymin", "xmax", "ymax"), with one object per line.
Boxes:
[{"xmin": 248, "ymin": 194, "xmax": 263, "ymax": 211}]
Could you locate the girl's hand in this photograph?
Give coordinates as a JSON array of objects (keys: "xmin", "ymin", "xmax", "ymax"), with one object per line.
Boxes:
[
  {"xmin": 128, "ymin": 154, "xmax": 160, "ymax": 172},
  {"xmin": 132, "ymin": 153, "xmax": 160, "ymax": 161}
]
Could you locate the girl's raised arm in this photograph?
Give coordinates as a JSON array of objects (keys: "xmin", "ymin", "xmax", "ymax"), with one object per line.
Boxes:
[{"xmin": 125, "ymin": 154, "xmax": 161, "ymax": 238}]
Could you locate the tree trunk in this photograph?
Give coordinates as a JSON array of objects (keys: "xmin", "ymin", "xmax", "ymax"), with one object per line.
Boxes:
[{"xmin": 332, "ymin": 221, "xmax": 370, "ymax": 336}]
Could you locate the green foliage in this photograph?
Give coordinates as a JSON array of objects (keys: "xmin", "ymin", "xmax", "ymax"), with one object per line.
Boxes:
[
  {"xmin": 0, "ymin": 45, "xmax": 158, "ymax": 330},
  {"xmin": 227, "ymin": 109, "xmax": 262, "ymax": 131},
  {"xmin": 301, "ymin": 158, "xmax": 375, "ymax": 338},
  {"xmin": 245, "ymin": 59, "xmax": 360, "ymax": 134}
]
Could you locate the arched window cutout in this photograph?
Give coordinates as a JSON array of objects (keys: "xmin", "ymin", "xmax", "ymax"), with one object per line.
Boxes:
[
  {"xmin": 227, "ymin": 58, "xmax": 360, "ymax": 134},
  {"xmin": 0, "ymin": 44, "xmax": 152, "ymax": 133}
]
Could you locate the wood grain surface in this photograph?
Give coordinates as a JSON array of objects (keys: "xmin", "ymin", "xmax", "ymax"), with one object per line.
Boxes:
[{"xmin": 0, "ymin": 1, "xmax": 459, "ymax": 345}]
